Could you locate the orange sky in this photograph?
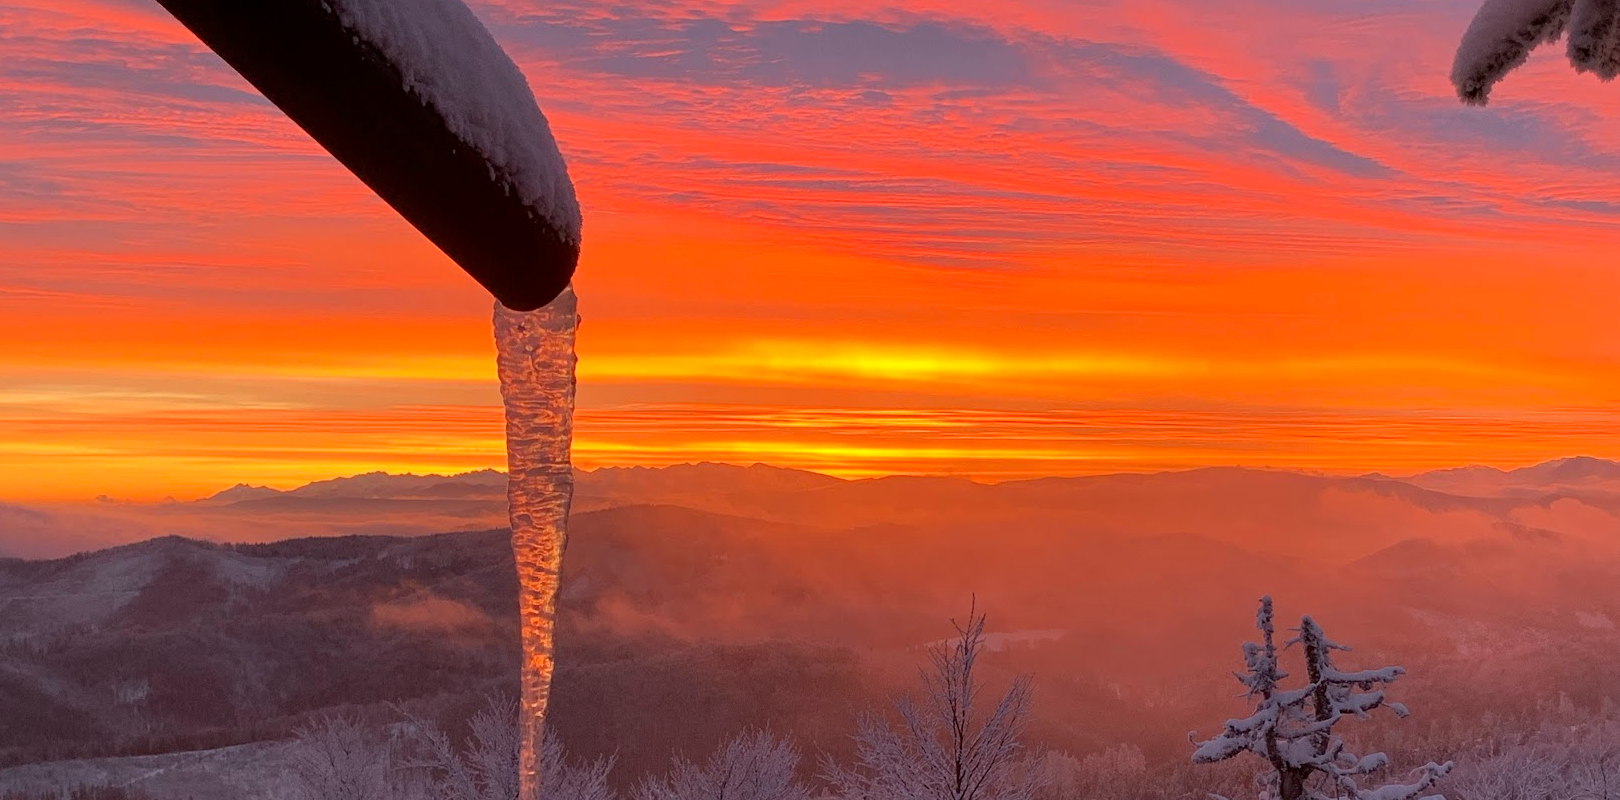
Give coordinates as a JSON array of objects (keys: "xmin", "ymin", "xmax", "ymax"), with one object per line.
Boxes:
[{"xmin": 4, "ymin": 0, "xmax": 1620, "ymax": 501}]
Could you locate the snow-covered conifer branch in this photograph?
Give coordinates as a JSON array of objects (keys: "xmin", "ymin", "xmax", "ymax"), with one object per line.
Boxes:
[
  {"xmin": 1451, "ymin": 0, "xmax": 1620, "ymax": 103},
  {"xmin": 1190, "ymin": 598, "xmax": 1454, "ymax": 800}
]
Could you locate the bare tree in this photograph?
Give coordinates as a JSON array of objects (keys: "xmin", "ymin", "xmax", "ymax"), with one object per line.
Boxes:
[
  {"xmin": 399, "ymin": 694, "xmax": 615, "ymax": 800},
  {"xmin": 634, "ymin": 729, "xmax": 810, "ymax": 800},
  {"xmin": 286, "ymin": 715, "xmax": 400, "ymax": 800},
  {"xmin": 1191, "ymin": 596, "xmax": 1453, "ymax": 800},
  {"xmin": 823, "ymin": 604, "xmax": 1039, "ymax": 800}
]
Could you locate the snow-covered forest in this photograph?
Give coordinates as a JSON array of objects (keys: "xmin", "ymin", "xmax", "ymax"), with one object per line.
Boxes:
[
  {"xmin": 9, "ymin": 0, "xmax": 1620, "ymax": 796},
  {"xmin": 217, "ymin": 606, "xmax": 1620, "ymax": 800},
  {"xmin": 6, "ymin": 459, "xmax": 1620, "ymax": 800},
  {"xmin": 15, "ymin": 599, "xmax": 1620, "ymax": 800}
]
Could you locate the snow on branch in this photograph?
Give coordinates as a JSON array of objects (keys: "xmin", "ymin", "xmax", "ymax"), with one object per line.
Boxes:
[
  {"xmin": 1190, "ymin": 597, "xmax": 1454, "ymax": 800},
  {"xmin": 1452, "ymin": 0, "xmax": 1620, "ymax": 104}
]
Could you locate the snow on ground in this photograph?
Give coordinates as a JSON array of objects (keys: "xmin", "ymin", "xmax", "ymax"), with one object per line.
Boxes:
[
  {"xmin": 0, "ymin": 544, "xmax": 165, "ymax": 638},
  {"xmin": 1576, "ymin": 610, "xmax": 1616, "ymax": 630},
  {"xmin": 0, "ymin": 538, "xmax": 290, "ymax": 643},
  {"xmin": 0, "ymin": 741, "xmax": 298, "ymax": 800}
]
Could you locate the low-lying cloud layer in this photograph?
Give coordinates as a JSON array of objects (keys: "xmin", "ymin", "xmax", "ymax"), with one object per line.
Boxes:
[{"xmin": 6, "ymin": 457, "xmax": 1620, "ymax": 561}]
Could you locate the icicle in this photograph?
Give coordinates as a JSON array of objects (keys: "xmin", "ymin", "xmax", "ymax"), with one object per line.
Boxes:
[{"xmin": 493, "ymin": 284, "xmax": 579, "ymax": 800}]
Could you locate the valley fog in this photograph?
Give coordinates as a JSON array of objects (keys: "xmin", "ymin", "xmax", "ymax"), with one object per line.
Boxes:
[{"xmin": 2, "ymin": 461, "xmax": 1618, "ymax": 797}]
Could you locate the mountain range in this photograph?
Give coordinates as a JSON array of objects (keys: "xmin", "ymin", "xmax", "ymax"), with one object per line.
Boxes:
[
  {"xmin": 6, "ymin": 457, "xmax": 1619, "ymax": 561},
  {"xmin": 1, "ymin": 458, "xmax": 1619, "ymax": 797},
  {"xmin": 192, "ymin": 454, "xmax": 1620, "ymax": 508}
]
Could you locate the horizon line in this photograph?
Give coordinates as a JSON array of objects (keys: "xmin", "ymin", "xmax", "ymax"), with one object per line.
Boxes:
[{"xmin": 60, "ymin": 453, "xmax": 1619, "ymax": 506}]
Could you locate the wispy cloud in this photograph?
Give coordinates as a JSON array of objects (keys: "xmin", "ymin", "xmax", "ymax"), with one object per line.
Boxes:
[{"xmin": 3, "ymin": 0, "xmax": 1620, "ymax": 498}]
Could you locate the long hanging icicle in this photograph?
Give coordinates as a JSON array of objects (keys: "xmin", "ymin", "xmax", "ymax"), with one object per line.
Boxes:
[
  {"xmin": 141, "ymin": 1, "xmax": 582, "ymax": 796},
  {"xmin": 494, "ymin": 284, "xmax": 579, "ymax": 799}
]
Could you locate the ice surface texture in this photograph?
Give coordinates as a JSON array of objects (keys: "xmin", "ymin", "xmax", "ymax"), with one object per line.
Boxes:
[
  {"xmin": 1454, "ymin": 0, "xmax": 1620, "ymax": 104},
  {"xmin": 495, "ymin": 286, "xmax": 578, "ymax": 800}
]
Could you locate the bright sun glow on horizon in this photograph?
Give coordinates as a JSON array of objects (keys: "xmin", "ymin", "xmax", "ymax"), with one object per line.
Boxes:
[{"xmin": 4, "ymin": 0, "xmax": 1620, "ymax": 501}]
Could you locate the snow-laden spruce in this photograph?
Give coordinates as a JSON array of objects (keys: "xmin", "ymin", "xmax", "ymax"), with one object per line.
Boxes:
[
  {"xmin": 1453, "ymin": 0, "xmax": 1620, "ymax": 103},
  {"xmin": 1190, "ymin": 597, "xmax": 1453, "ymax": 800},
  {"xmin": 321, "ymin": 0, "xmax": 581, "ymax": 242}
]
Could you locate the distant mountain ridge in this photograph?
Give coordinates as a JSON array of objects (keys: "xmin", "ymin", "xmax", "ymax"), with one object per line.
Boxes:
[
  {"xmin": 200, "ymin": 484, "xmax": 285, "ymax": 504},
  {"xmin": 1407, "ymin": 455, "xmax": 1620, "ymax": 497},
  {"xmin": 197, "ymin": 469, "xmax": 509, "ymax": 503},
  {"xmin": 196, "ymin": 456, "xmax": 1620, "ymax": 504},
  {"xmin": 1411, "ymin": 455, "xmax": 1620, "ymax": 481},
  {"xmin": 65, "ymin": 456, "xmax": 1620, "ymax": 572},
  {"xmin": 6, "ymin": 457, "xmax": 1618, "ymax": 562},
  {"xmin": 196, "ymin": 462, "xmax": 838, "ymax": 504}
]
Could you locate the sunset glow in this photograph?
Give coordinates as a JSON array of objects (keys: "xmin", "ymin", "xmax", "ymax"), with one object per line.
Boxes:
[{"xmin": 5, "ymin": 0, "xmax": 1620, "ymax": 500}]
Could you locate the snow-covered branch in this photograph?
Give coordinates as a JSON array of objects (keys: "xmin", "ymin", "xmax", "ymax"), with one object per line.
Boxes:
[
  {"xmin": 1190, "ymin": 597, "xmax": 1454, "ymax": 800},
  {"xmin": 635, "ymin": 730, "xmax": 808, "ymax": 800},
  {"xmin": 1452, "ymin": 0, "xmax": 1620, "ymax": 104}
]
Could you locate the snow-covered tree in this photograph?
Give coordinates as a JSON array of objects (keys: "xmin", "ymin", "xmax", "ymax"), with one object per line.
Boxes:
[
  {"xmin": 634, "ymin": 730, "xmax": 809, "ymax": 800},
  {"xmin": 536, "ymin": 728, "xmax": 617, "ymax": 800},
  {"xmin": 1447, "ymin": 749, "xmax": 1562, "ymax": 800},
  {"xmin": 1020, "ymin": 745, "xmax": 1147, "ymax": 800},
  {"xmin": 1191, "ymin": 597, "xmax": 1453, "ymax": 800},
  {"xmin": 1444, "ymin": 712, "xmax": 1620, "ymax": 800},
  {"xmin": 286, "ymin": 715, "xmax": 401, "ymax": 800},
  {"xmin": 1451, "ymin": 0, "xmax": 1620, "ymax": 104},
  {"xmin": 823, "ymin": 605, "xmax": 1039, "ymax": 800},
  {"xmin": 399, "ymin": 695, "xmax": 615, "ymax": 800}
]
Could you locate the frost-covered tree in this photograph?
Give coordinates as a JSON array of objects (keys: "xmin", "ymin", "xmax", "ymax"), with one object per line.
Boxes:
[
  {"xmin": 823, "ymin": 605, "xmax": 1039, "ymax": 800},
  {"xmin": 1444, "ymin": 713, "xmax": 1620, "ymax": 800},
  {"xmin": 286, "ymin": 715, "xmax": 401, "ymax": 800},
  {"xmin": 399, "ymin": 695, "xmax": 615, "ymax": 800},
  {"xmin": 1191, "ymin": 597, "xmax": 1453, "ymax": 800},
  {"xmin": 1451, "ymin": 0, "xmax": 1620, "ymax": 104},
  {"xmin": 1447, "ymin": 749, "xmax": 1562, "ymax": 800},
  {"xmin": 1021, "ymin": 745, "xmax": 1147, "ymax": 800},
  {"xmin": 634, "ymin": 730, "xmax": 810, "ymax": 800}
]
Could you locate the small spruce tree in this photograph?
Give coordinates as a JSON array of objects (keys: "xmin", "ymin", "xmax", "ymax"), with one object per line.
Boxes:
[{"xmin": 1190, "ymin": 596, "xmax": 1453, "ymax": 800}]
